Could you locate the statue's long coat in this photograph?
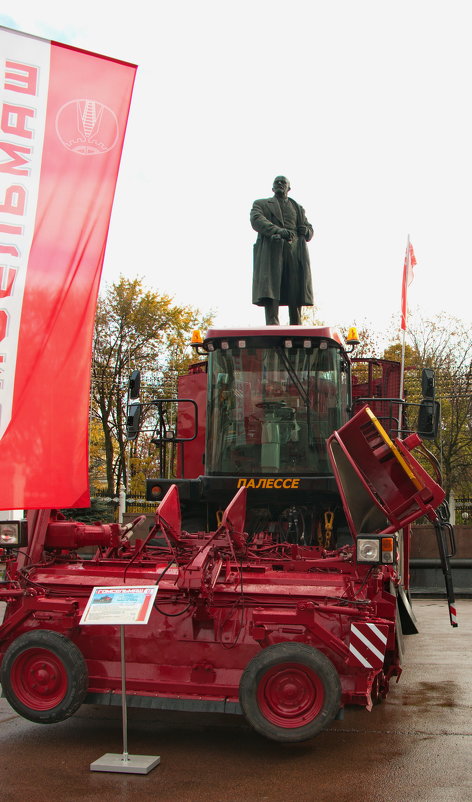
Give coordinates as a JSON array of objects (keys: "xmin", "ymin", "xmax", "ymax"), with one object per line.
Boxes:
[{"xmin": 250, "ymin": 196, "xmax": 314, "ymax": 307}]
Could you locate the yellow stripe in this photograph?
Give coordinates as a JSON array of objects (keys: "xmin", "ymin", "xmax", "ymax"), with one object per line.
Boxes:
[{"xmin": 365, "ymin": 407, "xmax": 423, "ymax": 490}]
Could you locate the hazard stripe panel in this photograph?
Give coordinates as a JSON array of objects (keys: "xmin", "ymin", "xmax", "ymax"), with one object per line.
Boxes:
[
  {"xmin": 348, "ymin": 622, "xmax": 389, "ymax": 670},
  {"xmin": 449, "ymin": 605, "xmax": 458, "ymax": 627}
]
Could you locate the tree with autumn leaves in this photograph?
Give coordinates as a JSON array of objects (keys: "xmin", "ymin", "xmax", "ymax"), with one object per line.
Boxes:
[
  {"xmin": 401, "ymin": 313, "xmax": 471, "ymax": 497},
  {"xmin": 90, "ymin": 277, "xmax": 212, "ymax": 497},
  {"xmin": 341, "ymin": 315, "xmax": 471, "ymax": 498}
]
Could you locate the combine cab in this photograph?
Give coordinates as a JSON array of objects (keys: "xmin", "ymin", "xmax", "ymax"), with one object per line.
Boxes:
[{"xmin": 138, "ymin": 327, "xmax": 440, "ymax": 549}]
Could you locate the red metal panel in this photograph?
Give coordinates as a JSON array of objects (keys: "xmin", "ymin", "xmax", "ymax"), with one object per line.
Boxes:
[
  {"xmin": 327, "ymin": 405, "xmax": 445, "ymax": 535},
  {"xmin": 204, "ymin": 326, "xmax": 346, "ymax": 348},
  {"xmin": 177, "ymin": 371, "xmax": 207, "ymax": 478}
]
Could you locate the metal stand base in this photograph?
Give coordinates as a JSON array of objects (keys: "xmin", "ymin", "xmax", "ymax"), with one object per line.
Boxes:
[
  {"xmin": 90, "ymin": 627, "xmax": 161, "ymax": 775},
  {"xmin": 90, "ymin": 753, "xmax": 160, "ymax": 774}
]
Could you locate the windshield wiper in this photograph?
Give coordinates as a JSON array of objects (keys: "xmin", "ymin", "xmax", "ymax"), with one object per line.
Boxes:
[
  {"xmin": 276, "ymin": 347, "xmax": 315, "ymax": 448},
  {"xmin": 276, "ymin": 347, "xmax": 309, "ymax": 406}
]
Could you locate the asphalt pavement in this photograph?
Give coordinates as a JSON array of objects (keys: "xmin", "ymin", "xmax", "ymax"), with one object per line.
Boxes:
[{"xmin": 0, "ymin": 599, "xmax": 471, "ymax": 802}]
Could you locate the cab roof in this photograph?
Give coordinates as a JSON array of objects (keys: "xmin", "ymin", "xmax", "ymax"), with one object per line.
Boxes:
[{"xmin": 204, "ymin": 326, "xmax": 346, "ymax": 349}]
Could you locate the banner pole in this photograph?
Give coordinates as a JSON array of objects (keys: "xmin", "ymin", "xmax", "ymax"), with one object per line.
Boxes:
[
  {"xmin": 398, "ymin": 235, "xmax": 410, "ymax": 433},
  {"xmin": 399, "ymin": 326, "xmax": 406, "ymax": 401},
  {"xmin": 398, "ymin": 328, "xmax": 406, "ymax": 436}
]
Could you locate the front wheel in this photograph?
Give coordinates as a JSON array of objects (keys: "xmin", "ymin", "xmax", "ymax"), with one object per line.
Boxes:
[
  {"xmin": 239, "ymin": 642, "xmax": 341, "ymax": 742},
  {"xmin": 0, "ymin": 630, "xmax": 88, "ymax": 724}
]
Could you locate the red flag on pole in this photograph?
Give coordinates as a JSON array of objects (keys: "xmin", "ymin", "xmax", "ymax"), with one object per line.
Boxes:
[
  {"xmin": 0, "ymin": 27, "xmax": 136, "ymax": 509},
  {"xmin": 400, "ymin": 238, "xmax": 417, "ymax": 331}
]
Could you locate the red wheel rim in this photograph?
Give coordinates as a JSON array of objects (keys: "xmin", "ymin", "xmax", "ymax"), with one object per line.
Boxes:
[
  {"xmin": 10, "ymin": 648, "xmax": 68, "ymax": 711},
  {"xmin": 257, "ymin": 661, "xmax": 324, "ymax": 728}
]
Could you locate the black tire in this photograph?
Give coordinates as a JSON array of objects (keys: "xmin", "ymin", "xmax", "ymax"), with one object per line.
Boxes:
[
  {"xmin": 0, "ymin": 630, "xmax": 88, "ymax": 724},
  {"xmin": 239, "ymin": 642, "xmax": 341, "ymax": 743}
]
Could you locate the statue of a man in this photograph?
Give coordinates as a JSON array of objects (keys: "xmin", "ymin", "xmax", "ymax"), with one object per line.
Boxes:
[{"xmin": 251, "ymin": 176, "xmax": 314, "ymax": 325}]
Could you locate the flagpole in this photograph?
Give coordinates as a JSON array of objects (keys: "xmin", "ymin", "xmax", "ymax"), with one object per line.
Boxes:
[{"xmin": 399, "ymin": 235, "xmax": 409, "ymax": 431}]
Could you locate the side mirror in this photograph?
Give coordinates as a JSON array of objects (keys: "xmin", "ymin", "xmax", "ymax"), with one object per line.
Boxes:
[
  {"xmin": 421, "ymin": 368, "xmax": 435, "ymax": 399},
  {"xmin": 128, "ymin": 370, "xmax": 141, "ymax": 400},
  {"xmin": 417, "ymin": 399, "xmax": 440, "ymax": 440},
  {"xmin": 126, "ymin": 402, "xmax": 142, "ymax": 441}
]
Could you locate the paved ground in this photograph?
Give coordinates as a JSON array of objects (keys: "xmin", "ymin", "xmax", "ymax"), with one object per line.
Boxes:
[{"xmin": 0, "ymin": 599, "xmax": 471, "ymax": 802}]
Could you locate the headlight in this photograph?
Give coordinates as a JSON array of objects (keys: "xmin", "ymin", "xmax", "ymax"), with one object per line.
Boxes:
[
  {"xmin": 357, "ymin": 538, "xmax": 380, "ymax": 563},
  {"xmin": 356, "ymin": 534, "xmax": 396, "ymax": 565},
  {"xmin": 0, "ymin": 520, "xmax": 27, "ymax": 547}
]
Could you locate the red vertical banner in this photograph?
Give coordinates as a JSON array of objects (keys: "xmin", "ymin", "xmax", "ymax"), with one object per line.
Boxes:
[
  {"xmin": 400, "ymin": 238, "xmax": 417, "ymax": 331},
  {"xmin": 0, "ymin": 27, "xmax": 136, "ymax": 509}
]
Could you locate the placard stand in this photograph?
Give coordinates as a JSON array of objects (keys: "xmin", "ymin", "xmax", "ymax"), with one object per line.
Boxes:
[
  {"xmin": 90, "ymin": 625, "xmax": 160, "ymax": 774},
  {"xmin": 80, "ymin": 585, "xmax": 160, "ymax": 775}
]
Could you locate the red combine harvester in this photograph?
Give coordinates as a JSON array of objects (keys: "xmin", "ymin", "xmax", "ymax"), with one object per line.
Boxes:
[{"xmin": 0, "ymin": 326, "xmax": 456, "ymax": 742}]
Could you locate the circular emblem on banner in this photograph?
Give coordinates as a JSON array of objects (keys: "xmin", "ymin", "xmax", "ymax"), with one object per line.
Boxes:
[{"xmin": 55, "ymin": 99, "xmax": 119, "ymax": 155}]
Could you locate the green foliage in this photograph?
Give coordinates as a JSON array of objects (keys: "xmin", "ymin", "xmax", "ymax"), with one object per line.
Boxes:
[{"xmin": 61, "ymin": 495, "xmax": 115, "ymax": 523}]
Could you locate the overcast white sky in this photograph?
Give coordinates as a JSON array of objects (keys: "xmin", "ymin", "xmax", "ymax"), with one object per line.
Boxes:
[{"xmin": 1, "ymin": 1, "xmax": 471, "ymax": 337}]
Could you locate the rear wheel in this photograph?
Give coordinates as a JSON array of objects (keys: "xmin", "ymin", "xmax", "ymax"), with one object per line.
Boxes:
[
  {"xmin": 240, "ymin": 642, "xmax": 341, "ymax": 742},
  {"xmin": 370, "ymin": 670, "xmax": 386, "ymax": 705},
  {"xmin": 1, "ymin": 630, "xmax": 88, "ymax": 724}
]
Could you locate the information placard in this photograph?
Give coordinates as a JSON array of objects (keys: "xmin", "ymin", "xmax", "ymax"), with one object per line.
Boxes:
[{"xmin": 80, "ymin": 585, "xmax": 158, "ymax": 626}]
